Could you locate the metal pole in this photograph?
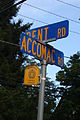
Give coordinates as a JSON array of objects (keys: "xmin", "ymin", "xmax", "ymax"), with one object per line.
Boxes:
[{"xmin": 37, "ymin": 60, "xmax": 46, "ymax": 120}]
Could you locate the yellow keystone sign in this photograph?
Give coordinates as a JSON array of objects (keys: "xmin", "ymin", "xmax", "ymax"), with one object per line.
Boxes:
[{"xmin": 24, "ymin": 65, "xmax": 40, "ymax": 85}]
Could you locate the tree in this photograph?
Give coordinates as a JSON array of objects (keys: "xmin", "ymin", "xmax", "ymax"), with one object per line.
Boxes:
[
  {"xmin": 0, "ymin": 0, "xmax": 36, "ymax": 120},
  {"xmin": 43, "ymin": 79, "xmax": 57, "ymax": 120},
  {"xmin": 50, "ymin": 52, "xmax": 80, "ymax": 120},
  {"xmin": 0, "ymin": 0, "xmax": 32, "ymax": 88},
  {"xmin": 0, "ymin": 1, "xmax": 57, "ymax": 120}
]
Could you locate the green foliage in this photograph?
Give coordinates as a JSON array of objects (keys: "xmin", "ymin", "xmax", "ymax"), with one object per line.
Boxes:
[
  {"xmin": 44, "ymin": 79, "xmax": 57, "ymax": 120},
  {"xmin": 0, "ymin": 1, "xmax": 57, "ymax": 120},
  {"xmin": 0, "ymin": 0, "xmax": 32, "ymax": 88},
  {"xmin": 0, "ymin": 87, "xmax": 38, "ymax": 120},
  {"xmin": 0, "ymin": 81, "xmax": 56, "ymax": 120},
  {"xmin": 50, "ymin": 52, "xmax": 80, "ymax": 120},
  {"xmin": 0, "ymin": 0, "xmax": 19, "ymax": 26},
  {"xmin": 57, "ymin": 53, "xmax": 80, "ymax": 87}
]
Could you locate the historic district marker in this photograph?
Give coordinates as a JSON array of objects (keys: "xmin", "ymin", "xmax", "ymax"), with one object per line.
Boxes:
[{"xmin": 24, "ymin": 65, "xmax": 40, "ymax": 85}]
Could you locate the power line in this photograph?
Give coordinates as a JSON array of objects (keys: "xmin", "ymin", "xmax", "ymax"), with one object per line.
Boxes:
[
  {"xmin": 64, "ymin": 56, "xmax": 70, "ymax": 59},
  {"xmin": 57, "ymin": 0, "xmax": 80, "ymax": 10},
  {"xmin": 1, "ymin": 1, "xmax": 80, "ymax": 24},
  {"xmin": 0, "ymin": 0, "xmax": 14, "ymax": 9},
  {"xmin": 1, "ymin": 1, "xmax": 80, "ymax": 35},
  {"xmin": 1, "ymin": 1, "xmax": 80, "ymax": 28},
  {"xmin": 0, "ymin": 0, "xmax": 27, "ymax": 14},
  {"xmin": 0, "ymin": 40, "xmax": 20, "ymax": 47},
  {"xmin": 0, "ymin": 39, "xmax": 70, "ymax": 59},
  {"xmin": 18, "ymin": 14, "xmax": 48, "ymax": 24},
  {"xmin": 70, "ymin": 30, "xmax": 80, "ymax": 35},
  {"xmin": 18, "ymin": 13, "xmax": 80, "ymax": 35},
  {"xmin": 24, "ymin": 3, "xmax": 80, "ymax": 24},
  {"xmin": 4, "ymin": 1, "xmax": 80, "ymax": 35}
]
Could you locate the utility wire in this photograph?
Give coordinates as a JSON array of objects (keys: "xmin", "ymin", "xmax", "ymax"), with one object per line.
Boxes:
[
  {"xmin": 0, "ymin": 0, "xmax": 14, "ymax": 9},
  {"xmin": 24, "ymin": 3, "xmax": 80, "ymax": 24},
  {"xmin": 0, "ymin": 40, "xmax": 20, "ymax": 47},
  {"xmin": 18, "ymin": 13, "xmax": 48, "ymax": 24},
  {"xmin": 0, "ymin": 1, "xmax": 80, "ymax": 25},
  {"xmin": 64, "ymin": 56, "xmax": 70, "ymax": 59},
  {"xmin": 1, "ymin": 1, "xmax": 80, "ymax": 35},
  {"xmin": 0, "ymin": 1, "xmax": 71, "ymax": 60},
  {"xmin": 1, "ymin": 1, "xmax": 80, "ymax": 25},
  {"xmin": 0, "ymin": 1, "xmax": 70, "ymax": 59},
  {"xmin": 0, "ymin": 39, "xmax": 70, "ymax": 59},
  {"xmin": 56, "ymin": 0, "xmax": 80, "ymax": 10},
  {"xmin": 18, "ymin": 14, "xmax": 80, "ymax": 35},
  {"xmin": 70, "ymin": 30, "xmax": 80, "ymax": 35},
  {"xmin": 0, "ymin": 0, "xmax": 27, "ymax": 14}
]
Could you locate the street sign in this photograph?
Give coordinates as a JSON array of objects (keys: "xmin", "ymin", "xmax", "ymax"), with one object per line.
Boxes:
[
  {"xmin": 20, "ymin": 33, "xmax": 64, "ymax": 68},
  {"xmin": 25, "ymin": 20, "xmax": 69, "ymax": 41},
  {"xmin": 24, "ymin": 65, "xmax": 40, "ymax": 85},
  {"xmin": 20, "ymin": 20, "xmax": 68, "ymax": 120}
]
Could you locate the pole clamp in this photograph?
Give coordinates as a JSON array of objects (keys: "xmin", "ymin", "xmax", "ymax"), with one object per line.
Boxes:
[{"xmin": 41, "ymin": 78, "xmax": 46, "ymax": 80}]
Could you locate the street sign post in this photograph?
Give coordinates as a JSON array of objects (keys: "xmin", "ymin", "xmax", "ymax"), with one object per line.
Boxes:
[
  {"xmin": 20, "ymin": 33, "xmax": 64, "ymax": 68},
  {"xmin": 25, "ymin": 20, "xmax": 69, "ymax": 41},
  {"xmin": 37, "ymin": 60, "xmax": 46, "ymax": 120},
  {"xmin": 20, "ymin": 20, "xmax": 69, "ymax": 120}
]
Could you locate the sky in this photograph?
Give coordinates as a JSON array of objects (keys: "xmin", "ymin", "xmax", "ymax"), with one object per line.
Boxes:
[{"xmin": 15, "ymin": 0, "xmax": 80, "ymax": 82}]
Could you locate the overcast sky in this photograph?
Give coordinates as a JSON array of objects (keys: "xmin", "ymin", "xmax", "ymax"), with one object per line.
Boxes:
[{"xmin": 16, "ymin": 0, "xmax": 80, "ymax": 82}]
